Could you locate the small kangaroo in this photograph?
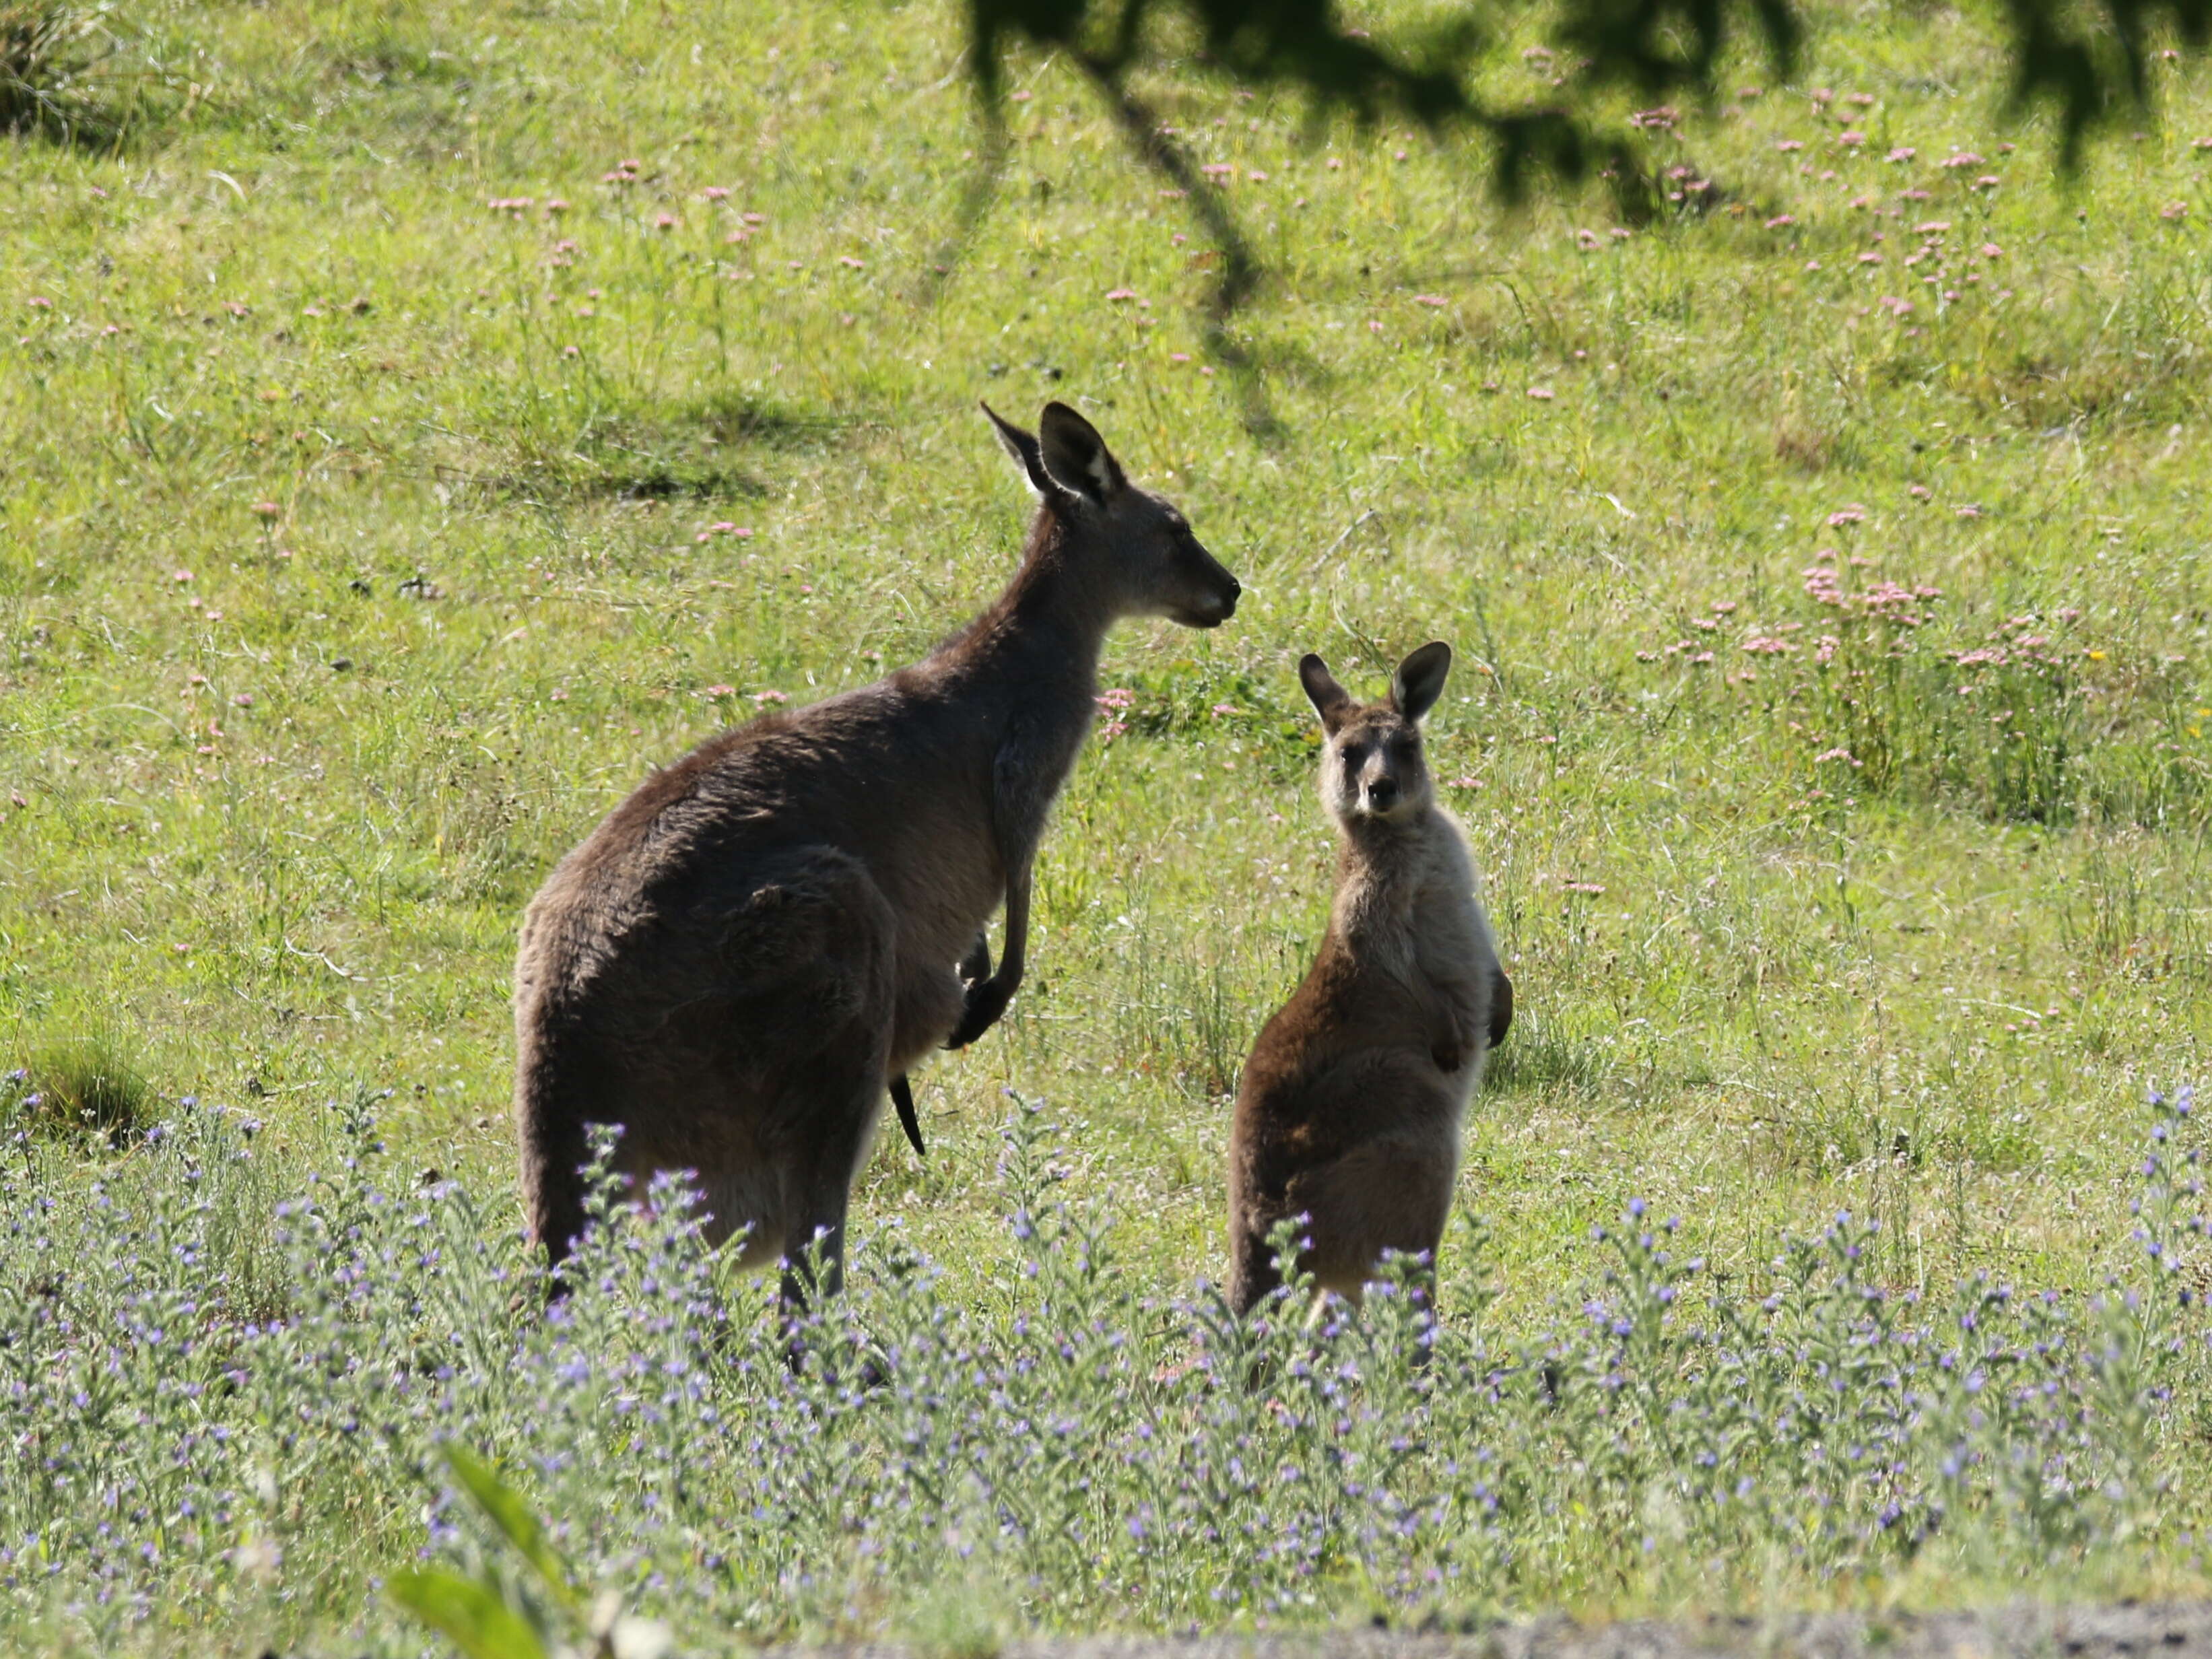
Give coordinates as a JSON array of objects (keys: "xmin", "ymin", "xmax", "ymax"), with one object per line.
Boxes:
[
  {"xmin": 1227, "ymin": 642, "xmax": 1511, "ymax": 1316},
  {"xmin": 515, "ymin": 401, "xmax": 1240, "ymax": 1304}
]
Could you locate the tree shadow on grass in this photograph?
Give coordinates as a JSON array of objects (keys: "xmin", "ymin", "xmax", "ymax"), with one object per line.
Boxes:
[{"xmin": 458, "ymin": 393, "xmax": 852, "ymax": 506}]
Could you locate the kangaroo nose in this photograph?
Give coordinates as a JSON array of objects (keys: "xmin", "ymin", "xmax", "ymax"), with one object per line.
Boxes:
[{"xmin": 1366, "ymin": 778, "xmax": 1399, "ymax": 811}]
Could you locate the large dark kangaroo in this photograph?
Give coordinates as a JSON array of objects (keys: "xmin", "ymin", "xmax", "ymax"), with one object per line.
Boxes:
[
  {"xmin": 514, "ymin": 402, "xmax": 1239, "ymax": 1303},
  {"xmin": 1228, "ymin": 644, "xmax": 1510, "ymax": 1316}
]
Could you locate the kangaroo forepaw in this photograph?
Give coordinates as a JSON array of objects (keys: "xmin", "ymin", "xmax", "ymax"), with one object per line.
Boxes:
[
  {"xmin": 957, "ymin": 931, "xmax": 994, "ymax": 992},
  {"xmin": 944, "ymin": 976, "xmax": 1012, "ymax": 1049}
]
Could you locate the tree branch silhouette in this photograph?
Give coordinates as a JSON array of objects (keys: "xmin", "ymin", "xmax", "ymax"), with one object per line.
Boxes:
[{"xmin": 954, "ymin": 0, "xmax": 2210, "ymax": 407}]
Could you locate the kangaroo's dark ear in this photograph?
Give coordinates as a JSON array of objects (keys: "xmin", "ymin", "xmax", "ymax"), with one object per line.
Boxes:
[
  {"xmin": 1390, "ymin": 641, "xmax": 1452, "ymax": 722},
  {"xmin": 982, "ymin": 401, "xmax": 1054, "ymax": 498},
  {"xmin": 1299, "ymin": 653, "xmax": 1354, "ymax": 734},
  {"xmin": 1036, "ymin": 401, "xmax": 1127, "ymax": 506}
]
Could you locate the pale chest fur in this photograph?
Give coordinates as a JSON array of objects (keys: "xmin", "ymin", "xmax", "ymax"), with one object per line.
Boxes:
[{"xmin": 1331, "ymin": 809, "xmax": 1492, "ymax": 1016}]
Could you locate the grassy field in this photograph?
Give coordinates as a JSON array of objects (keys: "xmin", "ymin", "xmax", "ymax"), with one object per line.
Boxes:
[{"xmin": 4, "ymin": 0, "xmax": 2212, "ymax": 1649}]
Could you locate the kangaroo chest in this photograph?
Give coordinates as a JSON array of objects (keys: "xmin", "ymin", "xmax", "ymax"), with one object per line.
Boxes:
[{"xmin": 1332, "ymin": 823, "xmax": 1483, "ymax": 987}]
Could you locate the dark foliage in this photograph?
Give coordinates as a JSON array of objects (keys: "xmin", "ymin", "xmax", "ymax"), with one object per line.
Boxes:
[{"xmin": 964, "ymin": 0, "xmax": 2210, "ymax": 324}]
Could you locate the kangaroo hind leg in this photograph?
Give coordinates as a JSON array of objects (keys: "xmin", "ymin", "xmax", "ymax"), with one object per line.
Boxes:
[
  {"xmin": 776, "ymin": 1019, "xmax": 894, "ymax": 1310},
  {"xmin": 1283, "ymin": 1137, "xmax": 1456, "ymax": 1306}
]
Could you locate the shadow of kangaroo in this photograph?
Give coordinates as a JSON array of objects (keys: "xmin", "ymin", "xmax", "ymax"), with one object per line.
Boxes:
[
  {"xmin": 514, "ymin": 401, "xmax": 1240, "ymax": 1305},
  {"xmin": 1228, "ymin": 643, "xmax": 1511, "ymax": 1316}
]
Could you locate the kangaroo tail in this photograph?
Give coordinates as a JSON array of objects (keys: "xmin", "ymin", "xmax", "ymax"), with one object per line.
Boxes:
[
  {"xmin": 513, "ymin": 1022, "xmax": 594, "ymax": 1283},
  {"xmin": 889, "ymin": 1073, "xmax": 927, "ymax": 1158}
]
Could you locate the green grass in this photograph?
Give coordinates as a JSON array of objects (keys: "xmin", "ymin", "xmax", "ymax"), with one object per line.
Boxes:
[{"xmin": 3, "ymin": 0, "xmax": 2212, "ymax": 1647}]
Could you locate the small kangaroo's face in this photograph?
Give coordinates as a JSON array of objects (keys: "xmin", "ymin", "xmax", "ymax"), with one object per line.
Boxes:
[
  {"xmin": 1299, "ymin": 642, "xmax": 1454, "ymax": 825},
  {"xmin": 984, "ymin": 400, "xmax": 1240, "ymax": 629},
  {"xmin": 1322, "ymin": 705, "xmax": 1433, "ymax": 822}
]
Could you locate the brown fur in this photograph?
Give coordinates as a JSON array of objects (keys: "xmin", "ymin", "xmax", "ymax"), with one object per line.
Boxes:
[
  {"xmin": 1227, "ymin": 643, "xmax": 1510, "ymax": 1316},
  {"xmin": 515, "ymin": 402, "xmax": 1238, "ymax": 1303}
]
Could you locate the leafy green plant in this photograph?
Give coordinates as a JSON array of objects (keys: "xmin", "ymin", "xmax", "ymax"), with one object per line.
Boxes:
[
  {"xmin": 0, "ymin": 2, "xmax": 173, "ymax": 145},
  {"xmin": 3, "ymin": 1028, "xmax": 152, "ymax": 1147},
  {"xmin": 390, "ymin": 1446, "xmax": 672, "ymax": 1659}
]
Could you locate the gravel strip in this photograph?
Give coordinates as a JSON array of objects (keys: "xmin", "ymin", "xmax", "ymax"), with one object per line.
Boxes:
[{"xmin": 784, "ymin": 1604, "xmax": 2212, "ymax": 1659}]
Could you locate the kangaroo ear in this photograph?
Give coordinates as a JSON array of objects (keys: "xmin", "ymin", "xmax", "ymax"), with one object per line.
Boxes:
[
  {"xmin": 1299, "ymin": 653, "xmax": 1354, "ymax": 733},
  {"xmin": 1390, "ymin": 641, "xmax": 1452, "ymax": 723},
  {"xmin": 1035, "ymin": 401, "xmax": 1127, "ymax": 506},
  {"xmin": 981, "ymin": 401, "xmax": 1055, "ymax": 498}
]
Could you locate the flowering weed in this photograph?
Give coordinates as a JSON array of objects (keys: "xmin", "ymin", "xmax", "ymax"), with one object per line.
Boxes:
[{"xmin": 0, "ymin": 1093, "xmax": 2200, "ymax": 1651}]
